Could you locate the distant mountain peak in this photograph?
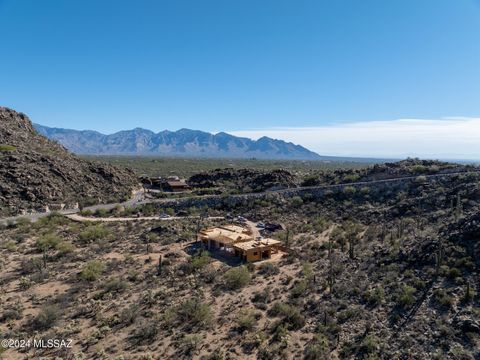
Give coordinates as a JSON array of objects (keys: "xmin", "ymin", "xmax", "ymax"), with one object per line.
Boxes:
[{"xmin": 34, "ymin": 124, "xmax": 322, "ymax": 160}]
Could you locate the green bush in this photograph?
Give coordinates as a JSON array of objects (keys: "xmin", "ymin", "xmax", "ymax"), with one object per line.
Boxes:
[
  {"xmin": 236, "ymin": 310, "xmax": 257, "ymax": 333},
  {"xmin": 80, "ymin": 260, "xmax": 106, "ymax": 281},
  {"xmin": 177, "ymin": 298, "xmax": 212, "ymax": 329},
  {"xmin": 224, "ymin": 266, "xmax": 251, "ymax": 290},
  {"xmin": 0, "ymin": 144, "xmax": 16, "ymax": 152},
  {"xmin": 103, "ymin": 277, "xmax": 128, "ymax": 293},
  {"xmin": 79, "ymin": 225, "xmax": 110, "ymax": 243},
  {"xmin": 433, "ymin": 289, "xmax": 454, "ymax": 308},
  {"xmin": 447, "ymin": 267, "xmax": 461, "ymax": 279},
  {"xmin": 360, "ymin": 334, "xmax": 379, "ymax": 355},
  {"xmin": 291, "ymin": 279, "xmax": 308, "ymax": 298},
  {"xmin": 119, "ymin": 304, "xmax": 140, "ymax": 326},
  {"xmin": 396, "ymin": 285, "xmax": 416, "ymax": 309},
  {"xmin": 179, "ymin": 334, "xmax": 202, "ymax": 356},
  {"xmin": 56, "ymin": 241, "xmax": 75, "ymax": 255},
  {"xmin": 364, "ymin": 286, "xmax": 385, "ymax": 307},
  {"xmin": 80, "ymin": 209, "xmax": 93, "ymax": 216},
  {"xmin": 20, "ymin": 257, "xmax": 43, "ymax": 275},
  {"xmin": 290, "ymin": 196, "xmax": 304, "ymax": 206},
  {"xmin": 130, "ymin": 319, "xmax": 158, "ymax": 344},
  {"xmin": 94, "ymin": 208, "xmax": 109, "ymax": 217},
  {"xmin": 258, "ymin": 262, "xmax": 280, "ymax": 277},
  {"xmin": 32, "ymin": 305, "xmax": 59, "ymax": 330},
  {"xmin": 343, "ymin": 186, "xmax": 357, "ymax": 196},
  {"xmin": 36, "ymin": 233, "xmax": 62, "ymax": 252},
  {"xmin": 268, "ymin": 302, "xmax": 305, "ymax": 330},
  {"xmin": 304, "ymin": 334, "xmax": 329, "ymax": 360},
  {"xmin": 191, "ymin": 251, "xmax": 211, "ymax": 270}
]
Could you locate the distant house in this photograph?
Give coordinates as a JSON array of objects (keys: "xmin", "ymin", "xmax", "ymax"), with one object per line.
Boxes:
[{"xmin": 164, "ymin": 180, "xmax": 190, "ymax": 192}]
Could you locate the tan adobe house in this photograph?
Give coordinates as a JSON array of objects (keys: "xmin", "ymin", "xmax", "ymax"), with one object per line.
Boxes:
[{"xmin": 199, "ymin": 225, "xmax": 282, "ymax": 262}]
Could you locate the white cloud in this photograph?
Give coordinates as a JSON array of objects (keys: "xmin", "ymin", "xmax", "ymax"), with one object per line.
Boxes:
[{"xmin": 229, "ymin": 118, "xmax": 480, "ymax": 160}]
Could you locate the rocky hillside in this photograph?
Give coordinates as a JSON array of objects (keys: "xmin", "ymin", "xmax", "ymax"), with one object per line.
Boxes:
[
  {"xmin": 188, "ymin": 168, "xmax": 298, "ymax": 192},
  {"xmin": 0, "ymin": 107, "xmax": 138, "ymax": 216},
  {"xmin": 34, "ymin": 124, "xmax": 321, "ymax": 160},
  {"xmin": 1, "ymin": 161, "xmax": 479, "ymax": 359}
]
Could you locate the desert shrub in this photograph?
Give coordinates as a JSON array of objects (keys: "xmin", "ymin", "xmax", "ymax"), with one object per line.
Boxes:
[
  {"xmin": 36, "ymin": 233, "xmax": 62, "ymax": 252},
  {"xmin": 290, "ymin": 196, "xmax": 304, "ymax": 207},
  {"xmin": 363, "ymin": 286, "xmax": 385, "ymax": 307},
  {"xmin": 2, "ymin": 240, "xmax": 17, "ymax": 252},
  {"xmin": 80, "ymin": 209, "xmax": 93, "ymax": 216},
  {"xmin": 447, "ymin": 267, "xmax": 461, "ymax": 279},
  {"xmin": 224, "ymin": 266, "xmax": 251, "ymax": 290},
  {"xmin": 236, "ymin": 310, "xmax": 258, "ymax": 333},
  {"xmin": 20, "ymin": 257, "xmax": 44, "ymax": 274},
  {"xmin": 291, "ymin": 279, "xmax": 308, "ymax": 298},
  {"xmin": 1, "ymin": 304, "xmax": 23, "ymax": 322},
  {"xmin": 80, "ymin": 260, "xmax": 106, "ymax": 281},
  {"xmin": 179, "ymin": 334, "xmax": 202, "ymax": 356},
  {"xmin": 130, "ymin": 319, "xmax": 158, "ymax": 344},
  {"xmin": 103, "ymin": 277, "xmax": 128, "ymax": 293},
  {"xmin": 252, "ymin": 288, "xmax": 271, "ymax": 304},
  {"xmin": 258, "ymin": 262, "xmax": 280, "ymax": 277},
  {"xmin": 337, "ymin": 307, "xmax": 362, "ymax": 324},
  {"xmin": 94, "ymin": 208, "xmax": 109, "ymax": 217},
  {"xmin": 206, "ymin": 350, "xmax": 225, "ymax": 360},
  {"xmin": 190, "ymin": 250, "xmax": 211, "ymax": 270},
  {"xmin": 177, "ymin": 298, "xmax": 212, "ymax": 329},
  {"xmin": 304, "ymin": 334, "xmax": 329, "ymax": 360},
  {"xmin": 415, "ymin": 175, "xmax": 427, "ymax": 183},
  {"xmin": 32, "ymin": 305, "xmax": 59, "ymax": 330},
  {"xmin": 343, "ymin": 186, "xmax": 356, "ymax": 196},
  {"xmin": 301, "ymin": 262, "xmax": 314, "ymax": 280},
  {"xmin": 396, "ymin": 285, "xmax": 416, "ymax": 309},
  {"xmin": 119, "ymin": 304, "xmax": 140, "ymax": 326},
  {"xmin": 0, "ymin": 144, "xmax": 16, "ymax": 151},
  {"xmin": 268, "ymin": 302, "xmax": 305, "ymax": 330},
  {"xmin": 433, "ymin": 289, "xmax": 454, "ymax": 308},
  {"xmin": 56, "ymin": 241, "xmax": 75, "ymax": 255},
  {"xmin": 36, "ymin": 213, "xmax": 69, "ymax": 228},
  {"xmin": 79, "ymin": 225, "xmax": 110, "ymax": 243},
  {"xmin": 19, "ymin": 276, "xmax": 33, "ymax": 290},
  {"xmin": 359, "ymin": 334, "xmax": 379, "ymax": 355}
]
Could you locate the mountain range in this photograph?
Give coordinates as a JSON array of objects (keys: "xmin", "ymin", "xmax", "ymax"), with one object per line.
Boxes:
[{"xmin": 33, "ymin": 124, "xmax": 321, "ymax": 160}]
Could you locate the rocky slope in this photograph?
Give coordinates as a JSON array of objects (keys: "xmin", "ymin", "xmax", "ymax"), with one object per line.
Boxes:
[
  {"xmin": 0, "ymin": 107, "xmax": 138, "ymax": 216},
  {"xmin": 34, "ymin": 124, "xmax": 322, "ymax": 160},
  {"xmin": 188, "ymin": 168, "xmax": 298, "ymax": 192}
]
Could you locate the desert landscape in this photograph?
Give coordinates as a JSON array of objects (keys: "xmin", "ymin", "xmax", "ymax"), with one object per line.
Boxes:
[
  {"xmin": 1, "ymin": 1, "xmax": 480, "ymax": 358},
  {"xmin": 1, "ymin": 108, "xmax": 479, "ymax": 359}
]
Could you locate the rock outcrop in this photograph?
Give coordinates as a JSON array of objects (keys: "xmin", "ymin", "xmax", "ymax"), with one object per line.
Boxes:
[{"xmin": 0, "ymin": 107, "xmax": 138, "ymax": 216}]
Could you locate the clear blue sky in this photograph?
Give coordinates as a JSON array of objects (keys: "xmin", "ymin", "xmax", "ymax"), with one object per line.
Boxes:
[{"xmin": 1, "ymin": 0, "xmax": 480, "ymax": 137}]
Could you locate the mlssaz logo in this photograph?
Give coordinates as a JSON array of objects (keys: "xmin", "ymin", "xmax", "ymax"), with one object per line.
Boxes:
[{"xmin": 33, "ymin": 339, "xmax": 73, "ymax": 349}]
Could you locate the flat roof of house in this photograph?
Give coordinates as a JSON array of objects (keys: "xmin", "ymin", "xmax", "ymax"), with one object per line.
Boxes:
[
  {"xmin": 200, "ymin": 226, "xmax": 252, "ymax": 244},
  {"xmin": 221, "ymin": 224, "xmax": 249, "ymax": 233},
  {"xmin": 233, "ymin": 238, "xmax": 281, "ymax": 251},
  {"xmin": 167, "ymin": 180, "xmax": 188, "ymax": 187}
]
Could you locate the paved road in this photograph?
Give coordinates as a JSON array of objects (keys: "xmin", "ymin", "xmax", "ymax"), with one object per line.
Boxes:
[
  {"xmin": 1, "ymin": 170, "xmax": 479, "ymax": 226},
  {"xmin": 66, "ymin": 214, "xmax": 224, "ymax": 223}
]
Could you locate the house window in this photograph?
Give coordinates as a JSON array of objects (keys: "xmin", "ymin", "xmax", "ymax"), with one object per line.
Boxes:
[{"xmin": 253, "ymin": 252, "xmax": 258, "ymax": 256}]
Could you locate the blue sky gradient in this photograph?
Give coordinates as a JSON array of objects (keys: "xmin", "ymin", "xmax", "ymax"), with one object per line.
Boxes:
[{"xmin": 1, "ymin": 1, "xmax": 480, "ymax": 158}]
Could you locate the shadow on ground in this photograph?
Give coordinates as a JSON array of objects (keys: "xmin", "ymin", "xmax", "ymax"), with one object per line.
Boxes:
[{"xmin": 184, "ymin": 242, "xmax": 244, "ymax": 267}]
